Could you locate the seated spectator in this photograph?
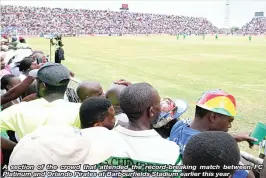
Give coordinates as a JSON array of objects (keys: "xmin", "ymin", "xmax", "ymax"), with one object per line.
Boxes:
[
  {"xmin": 105, "ymin": 83, "xmax": 128, "ymax": 123},
  {"xmin": 0, "ymin": 63, "xmax": 81, "ymax": 149},
  {"xmin": 169, "ymin": 89, "xmax": 256, "ymax": 178},
  {"xmin": 76, "ymin": 81, "xmax": 104, "ymax": 102},
  {"xmin": 79, "ymin": 96, "xmax": 116, "ymax": 130},
  {"xmin": 183, "ymin": 131, "xmax": 240, "ymax": 178},
  {"xmin": 1, "ymin": 74, "xmax": 21, "ymax": 110},
  {"xmin": 153, "ymin": 98, "xmax": 188, "ymax": 139}
]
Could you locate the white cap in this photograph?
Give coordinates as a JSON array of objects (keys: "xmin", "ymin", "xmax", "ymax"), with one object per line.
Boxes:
[
  {"xmin": 9, "ymin": 126, "xmax": 118, "ymax": 172},
  {"xmin": 4, "ymin": 50, "xmax": 16, "ymax": 63},
  {"xmin": 13, "ymin": 49, "xmax": 33, "ymax": 63}
]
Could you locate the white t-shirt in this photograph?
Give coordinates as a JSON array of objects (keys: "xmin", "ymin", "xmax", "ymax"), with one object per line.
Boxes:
[
  {"xmin": 115, "ymin": 113, "xmax": 129, "ymax": 123},
  {"xmin": 10, "ymin": 64, "xmax": 21, "ymax": 77},
  {"xmin": 112, "ymin": 126, "xmax": 181, "ymax": 165}
]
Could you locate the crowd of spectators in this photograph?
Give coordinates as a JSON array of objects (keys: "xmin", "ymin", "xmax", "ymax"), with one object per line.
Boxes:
[
  {"xmin": 0, "ymin": 5, "xmax": 266, "ymax": 178},
  {"xmin": 1, "ymin": 5, "xmax": 222, "ymax": 35},
  {"xmin": 238, "ymin": 17, "xmax": 266, "ymax": 35},
  {"xmin": 0, "ymin": 35, "xmax": 265, "ymax": 178}
]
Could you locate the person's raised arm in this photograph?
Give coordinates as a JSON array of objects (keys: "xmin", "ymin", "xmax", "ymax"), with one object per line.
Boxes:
[{"xmin": 1, "ymin": 76, "xmax": 35, "ymax": 105}]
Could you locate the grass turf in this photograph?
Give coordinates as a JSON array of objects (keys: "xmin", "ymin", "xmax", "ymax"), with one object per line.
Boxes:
[{"xmin": 27, "ymin": 35, "xmax": 266, "ymax": 156}]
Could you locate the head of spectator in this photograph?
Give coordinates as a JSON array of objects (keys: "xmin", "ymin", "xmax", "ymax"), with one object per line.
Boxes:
[
  {"xmin": 19, "ymin": 37, "xmax": 26, "ymax": 43},
  {"xmin": 11, "ymin": 37, "xmax": 17, "ymax": 42},
  {"xmin": 153, "ymin": 98, "xmax": 188, "ymax": 138},
  {"xmin": 76, "ymin": 81, "xmax": 104, "ymax": 102},
  {"xmin": 29, "ymin": 62, "xmax": 70, "ymax": 101},
  {"xmin": 79, "ymin": 97, "xmax": 116, "ymax": 130},
  {"xmin": 120, "ymin": 83, "xmax": 161, "ymax": 129},
  {"xmin": 183, "ymin": 131, "xmax": 240, "ymax": 178},
  {"xmin": 193, "ymin": 89, "xmax": 236, "ymax": 132},
  {"xmin": 105, "ymin": 84, "xmax": 127, "ymax": 114},
  {"xmin": 1, "ymin": 74, "xmax": 21, "ymax": 91},
  {"xmin": 18, "ymin": 57, "xmax": 39, "ymax": 74},
  {"xmin": 2, "ymin": 34, "xmax": 7, "ymax": 40},
  {"xmin": 1, "ymin": 54, "xmax": 5, "ymax": 70},
  {"xmin": 31, "ymin": 52, "xmax": 48, "ymax": 64}
]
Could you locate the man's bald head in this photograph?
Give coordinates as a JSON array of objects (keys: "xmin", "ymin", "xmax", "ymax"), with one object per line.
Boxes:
[
  {"xmin": 105, "ymin": 84, "xmax": 127, "ymax": 114},
  {"xmin": 76, "ymin": 81, "xmax": 104, "ymax": 102},
  {"xmin": 106, "ymin": 84, "xmax": 127, "ymax": 106}
]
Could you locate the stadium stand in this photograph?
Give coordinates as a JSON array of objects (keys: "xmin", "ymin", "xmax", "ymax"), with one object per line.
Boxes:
[
  {"xmin": 1, "ymin": 5, "xmax": 222, "ymax": 35},
  {"xmin": 238, "ymin": 17, "xmax": 266, "ymax": 35}
]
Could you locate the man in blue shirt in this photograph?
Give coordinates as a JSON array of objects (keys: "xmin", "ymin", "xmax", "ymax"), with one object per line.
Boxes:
[{"xmin": 170, "ymin": 89, "xmax": 257, "ymax": 178}]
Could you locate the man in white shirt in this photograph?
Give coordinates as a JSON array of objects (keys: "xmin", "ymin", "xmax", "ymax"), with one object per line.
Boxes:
[{"xmin": 108, "ymin": 83, "xmax": 181, "ymax": 175}]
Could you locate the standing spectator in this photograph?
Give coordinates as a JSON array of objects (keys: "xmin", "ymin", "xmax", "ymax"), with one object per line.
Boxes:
[
  {"xmin": 169, "ymin": 89, "xmax": 257, "ymax": 178},
  {"xmin": 76, "ymin": 81, "xmax": 104, "ymax": 102},
  {"xmin": 111, "ymin": 83, "xmax": 181, "ymax": 171},
  {"xmin": 0, "ymin": 62, "xmax": 81, "ymax": 149},
  {"xmin": 105, "ymin": 84, "xmax": 128, "ymax": 123},
  {"xmin": 9, "ymin": 37, "xmax": 18, "ymax": 48},
  {"xmin": 79, "ymin": 96, "xmax": 116, "ymax": 130},
  {"xmin": 16, "ymin": 37, "xmax": 30, "ymax": 49}
]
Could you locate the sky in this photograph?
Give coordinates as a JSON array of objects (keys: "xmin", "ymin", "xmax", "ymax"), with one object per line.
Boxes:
[{"xmin": 2, "ymin": 0, "xmax": 266, "ymax": 28}]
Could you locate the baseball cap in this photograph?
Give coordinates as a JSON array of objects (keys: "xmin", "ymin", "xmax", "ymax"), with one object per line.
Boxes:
[
  {"xmin": 29, "ymin": 62, "xmax": 70, "ymax": 86},
  {"xmin": 196, "ymin": 89, "xmax": 236, "ymax": 117},
  {"xmin": 153, "ymin": 98, "xmax": 188, "ymax": 128}
]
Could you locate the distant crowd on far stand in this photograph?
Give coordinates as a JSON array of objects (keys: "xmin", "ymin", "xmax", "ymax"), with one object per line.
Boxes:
[
  {"xmin": 1, "ymin": 5, "xmax": 222, "ymax": 35},
  {"xmin": 0, "ymin": 4, "xmax": 266, "ymax": 178},
  {"xmin": 237, "ymin": 17, "xmax": 266, "ymax": 35}
]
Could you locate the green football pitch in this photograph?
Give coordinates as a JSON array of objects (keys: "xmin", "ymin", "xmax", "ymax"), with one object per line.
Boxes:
[{"xmin": 28, "ymin": 35, "xmax": 266, "ymax": 155}]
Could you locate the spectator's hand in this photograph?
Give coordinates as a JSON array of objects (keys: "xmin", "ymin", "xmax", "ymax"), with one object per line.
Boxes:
[
  {"xmin": 22, "ymin": 93, "xmax": 38, "ymax": 102},
  {"xmin": 232, "ymin": 133, "xmax": 258, "ymax": 148},
  {"xmin": 113, "ymin": 79, "xmax": 132, "ymax": 86},
  {"xmin": 70, "ymin": 71, "xmax": 75, "ymax": 77}
]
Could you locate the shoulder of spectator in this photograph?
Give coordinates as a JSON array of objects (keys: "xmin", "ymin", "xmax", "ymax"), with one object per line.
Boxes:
[{"xmin": 0, "ymin": 103, "xmax": 24, "ymax": 131}]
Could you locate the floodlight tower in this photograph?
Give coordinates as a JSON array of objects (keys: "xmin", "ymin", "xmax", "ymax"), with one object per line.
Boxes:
[{"xmin": 224, "ymin": 0, "xmax": 230, "ymax": 29}]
